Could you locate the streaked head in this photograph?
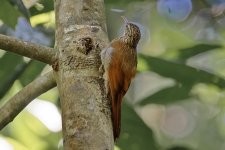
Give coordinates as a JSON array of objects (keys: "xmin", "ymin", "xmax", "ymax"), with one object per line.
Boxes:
[{"xmin": 121, "ymin": 16, "xmax": 141, "ymax": 46}]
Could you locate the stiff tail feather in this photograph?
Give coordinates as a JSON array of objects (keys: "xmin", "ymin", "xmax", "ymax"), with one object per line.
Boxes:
[
  {"xmin": 108, "ymin": 66, "xmax": 127, "ymax": 140},
  {"xmin": 111, "ymin": 93, "xmax": 122, "ymax": 140}
]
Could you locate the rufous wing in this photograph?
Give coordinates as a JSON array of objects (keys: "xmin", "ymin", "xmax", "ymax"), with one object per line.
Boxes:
[{"xmin": 108, "ymin": 63, "xmax": 132, "ymax": 140}]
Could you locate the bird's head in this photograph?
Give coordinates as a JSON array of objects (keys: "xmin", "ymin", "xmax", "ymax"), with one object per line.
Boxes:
[{"xmin": 121, "ymin": 16, "xmax": 141, "ymax": 46}]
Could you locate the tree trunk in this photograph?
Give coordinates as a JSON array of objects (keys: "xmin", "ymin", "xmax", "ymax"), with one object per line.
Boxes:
[{"xmin": 54, "ymin": 0, "xmax": 113, "ymax": 149}]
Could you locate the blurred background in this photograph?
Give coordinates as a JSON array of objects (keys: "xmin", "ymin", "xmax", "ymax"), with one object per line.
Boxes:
[{"xmin": 0, "ymin": 0, "xmax": 225, "ymax": 150}]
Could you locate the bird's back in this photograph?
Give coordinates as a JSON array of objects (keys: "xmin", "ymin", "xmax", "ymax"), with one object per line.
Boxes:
[{"xmin": 107, "ymin": 39, "xmax": 137, "ymax": 139}]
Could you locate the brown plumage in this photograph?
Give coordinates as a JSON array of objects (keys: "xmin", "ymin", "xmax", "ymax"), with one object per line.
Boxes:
[{"xmin": 101, "ymin": 16, "xmax": 141, "ymax": 140}]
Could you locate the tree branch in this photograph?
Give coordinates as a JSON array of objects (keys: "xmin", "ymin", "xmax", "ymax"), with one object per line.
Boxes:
[
  {"xmin": 0, "ymin": 34, "xmax": 57, "ymax": 64},
  {"xmin": 0, "ymin": 71, "xmax": 56, "ymax": 130}
]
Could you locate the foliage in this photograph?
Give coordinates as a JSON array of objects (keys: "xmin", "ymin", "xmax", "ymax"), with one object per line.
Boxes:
[
  {"xmin": 117, "ymin": 102, "xmax": 157, "ymax": 150},
  {"xmin": 0, "ymin": 0, "xmax": 22, "ymax": 28}
]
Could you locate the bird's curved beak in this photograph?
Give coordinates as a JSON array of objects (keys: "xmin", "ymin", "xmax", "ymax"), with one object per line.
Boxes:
[{"xmin": 121, "ymin": 16, "xmax": 128, "ymax": 24}]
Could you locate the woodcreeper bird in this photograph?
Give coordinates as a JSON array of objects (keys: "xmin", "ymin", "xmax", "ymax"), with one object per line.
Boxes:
[{"xmin": 101, "ymin": 16, "xmax": 141, "ymax": 140}]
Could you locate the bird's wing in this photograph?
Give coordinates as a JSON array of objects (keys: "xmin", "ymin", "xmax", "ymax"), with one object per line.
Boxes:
[{"xmin": 108, "ymin": 60, "xmax": 124, "ymax": 140}]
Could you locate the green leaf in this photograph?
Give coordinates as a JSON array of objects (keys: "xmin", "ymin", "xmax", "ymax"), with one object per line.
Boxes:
[
  {"xmin": 9, "ymin": 0, "xmax": 30, "ymax": 20},
  {"xmin": 30, "ymin": 0, "xmax": 54, "ymax": 16},
  {"xmin": 19, "ymin": 60, "xmax": 46, "ymax": 86},
  {"xmin": 138, "ymin": 54, "xmax": 225, "ymax": 88},
  {"xmin": 117, "ymin": 102, "xmax": 157, "ymax": 150},
  {"xmin": 5, "ymin": 109, "xmax": 60, "ymax": 150},
  {"xmin": 177, "ymin": 44, "xmax": 222, "ymax": 60},
  {"xmin": 0, "ymin": 0, "xmax": 22, "ymax": 28},
  {"xmin": 5, "ymin": 137, "xmax": 29, "ymax": 150},
  {"xmin": 138, "ymin": 85, "xmax": 192, "ymax": 106},
  {"xmin": 0, "ymin": 52, "xmax": 23, "ymax": 80},
  {"xmin": 0, "ymin": 52, "xmax": 26, "ymax": 98}
]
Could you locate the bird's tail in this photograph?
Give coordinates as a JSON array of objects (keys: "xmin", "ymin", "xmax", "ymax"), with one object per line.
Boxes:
[{"xmin": 111, "ymin": 93, "xmax": 123, "ymax": 141}]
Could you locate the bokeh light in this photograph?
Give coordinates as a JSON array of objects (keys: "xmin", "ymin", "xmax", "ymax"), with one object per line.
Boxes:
[
  {"xmin": 0, "ymin": 137, "xmax": 13, "ymax": 150},
  {"xmin": 160, "ymin": 105, "xmax": 195, "ymax": 139},
  {"xmin": 26, "ymin": 99, "xmax": 62, "ymax": 132},
  {"xmin": 157, "ymin": 0, "xmax": 192, "ymax": 22}
]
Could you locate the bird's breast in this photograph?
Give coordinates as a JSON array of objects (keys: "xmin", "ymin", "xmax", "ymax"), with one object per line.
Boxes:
[{"xmin": 110, "ymin": 41, "xmax": 137, "ymax": 76}]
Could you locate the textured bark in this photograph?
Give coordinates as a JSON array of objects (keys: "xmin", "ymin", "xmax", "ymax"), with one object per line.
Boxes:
[
  {"xmin": 54, "ymin": 0, "xmax": 113, "ymax": 149},
  {"xmin": 0, "ymin": 34, "xmax": 57, "ymax": 64},
  {"xmin": 0, "ymin": 71, "xmax": 56, "ymax": 129}
]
